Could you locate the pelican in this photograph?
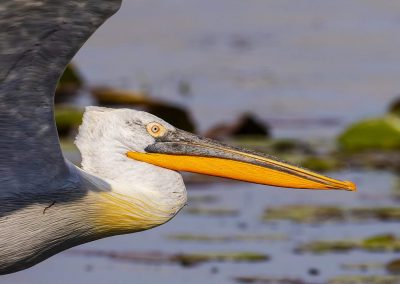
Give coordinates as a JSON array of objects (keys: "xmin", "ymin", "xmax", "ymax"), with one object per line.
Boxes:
[{"xmin": 0, "ymin": 0, "xmax": 356, "ymax": 275}]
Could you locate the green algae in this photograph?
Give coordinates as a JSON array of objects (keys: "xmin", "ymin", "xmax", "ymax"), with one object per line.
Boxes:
[
  {"xmin": 263, "ymin": 205, "xmax": 400, "ymax": 224},
  {"xmin": 173, "ymin": 251, "xmax": 269, "ymax": 267},
  {"xmin": 296, "ymin": 240, "xmax": 357, "ymax": 253}
]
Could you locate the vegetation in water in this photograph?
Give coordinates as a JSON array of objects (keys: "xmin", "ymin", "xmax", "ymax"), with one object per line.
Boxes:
[
  {"xmin": 262, "ymin": 205, "xmax": 345, "ymax": 223},
  {"xmin": 262, "ymin": 205, "xmax": 400, "ymax": 224},
  {"xmin": 173, "ymin": 252, "xmax": 269, "ymax": 267}
]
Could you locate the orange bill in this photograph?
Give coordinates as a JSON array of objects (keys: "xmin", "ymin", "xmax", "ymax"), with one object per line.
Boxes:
[{"xmin": 127, "ymin": 129, "xmax": 356, "ymax": 191}]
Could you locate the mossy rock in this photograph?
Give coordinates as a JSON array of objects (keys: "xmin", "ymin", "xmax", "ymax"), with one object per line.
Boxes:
[
  {"xmin": 55, "ymin": 106, "xmax": 84, "ymax": 137},
  {"xmin": 338, "ymin": 116, "xmax": 400, "ymax": 153},
  {"xmin": 56, "ymin": 64, "xmax": 84, "ymax": 104}
]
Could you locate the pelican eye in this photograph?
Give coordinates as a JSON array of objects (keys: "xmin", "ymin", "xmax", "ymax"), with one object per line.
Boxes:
[{"xmin": 146, "ymin": 122, "xmax": 166, "ymax": 138}]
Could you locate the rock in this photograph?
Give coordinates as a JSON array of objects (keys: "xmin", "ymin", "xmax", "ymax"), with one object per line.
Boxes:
[
  {"xmin": 91, "ymin": 86, "xmax": 196, "ymax": 132},
  {"xmin": 55, "ymin": 64, "xmax": 84, "ymax": 104},
  {"xmin": 205, "ymin": 113, "xmax": 270, "ymax": 140},
  {"xmin": 338, "ymin": 116, "xmax": 400, "ymax": 153}
]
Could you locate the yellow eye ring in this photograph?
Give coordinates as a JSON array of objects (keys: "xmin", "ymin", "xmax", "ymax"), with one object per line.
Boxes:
[{"xmin": 146, "ymin": 122, "xmax": 166, "ymax": 138}]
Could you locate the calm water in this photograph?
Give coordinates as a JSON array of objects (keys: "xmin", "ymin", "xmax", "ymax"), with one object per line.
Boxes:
[
  {"xmin": 3, "ymin": 1, "xmax": 400, "ymax": 283},
  {"xmin": 2, "ymin": 170, "xmax": 399, "ymax": 284}
]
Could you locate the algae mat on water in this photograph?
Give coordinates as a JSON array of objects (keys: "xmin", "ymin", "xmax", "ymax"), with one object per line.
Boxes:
[{"xmin": 296, "ymin": 234, "xmax": 400, "ymax": 253}]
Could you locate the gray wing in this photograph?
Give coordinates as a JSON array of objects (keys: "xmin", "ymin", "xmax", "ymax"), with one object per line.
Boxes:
[{"xmin": 0, "ymin": 0, "xmax": 121, "ymax": 193}]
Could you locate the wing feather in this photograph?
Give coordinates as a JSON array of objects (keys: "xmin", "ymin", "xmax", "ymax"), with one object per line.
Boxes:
[{"xmin": 0, "ymin": 0, "xmax": 121, "ymax": 193}]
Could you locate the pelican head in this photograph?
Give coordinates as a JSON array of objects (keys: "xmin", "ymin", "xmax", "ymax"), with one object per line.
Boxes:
[{"xmin": 72, "ymin": 107, "xmax": 356, "ymax": 237}]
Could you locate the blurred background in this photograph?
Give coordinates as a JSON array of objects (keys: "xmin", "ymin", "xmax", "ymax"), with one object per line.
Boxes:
[{"xmin": 3, "ymin": 0, "xmax": 400, "ymax": 283}]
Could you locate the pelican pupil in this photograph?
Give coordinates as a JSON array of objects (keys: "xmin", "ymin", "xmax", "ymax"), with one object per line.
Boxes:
[{"xmin": 152, "ymin": 126, "xmax": 159, "ymax": 133}]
